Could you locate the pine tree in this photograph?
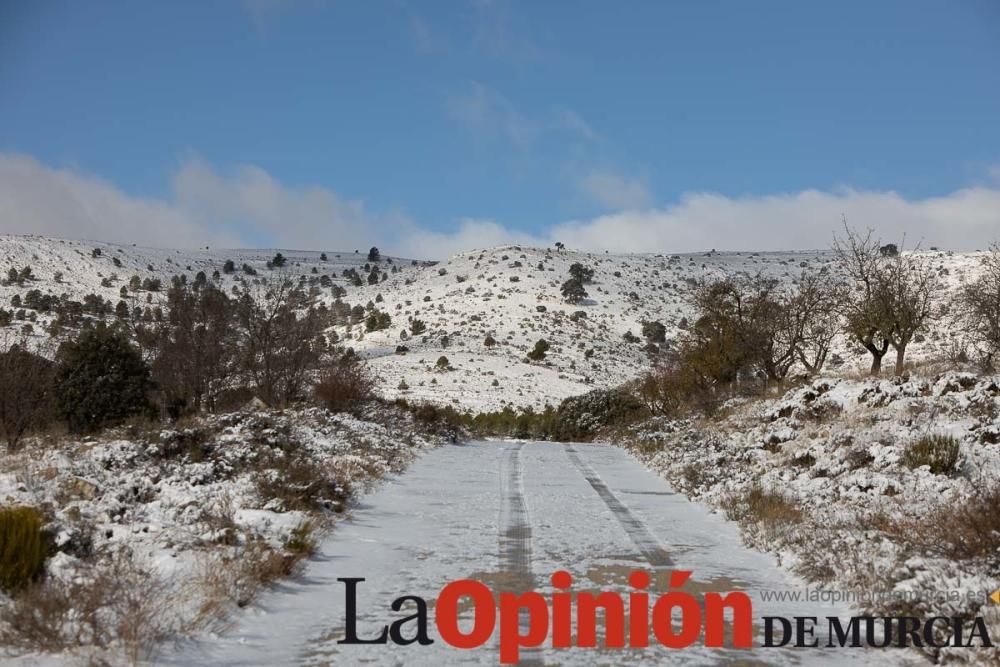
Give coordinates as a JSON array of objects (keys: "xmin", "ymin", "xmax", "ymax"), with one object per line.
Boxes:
[{"xmin": 54, "ymin": 325, "xmax": 153, "ymax": 433}]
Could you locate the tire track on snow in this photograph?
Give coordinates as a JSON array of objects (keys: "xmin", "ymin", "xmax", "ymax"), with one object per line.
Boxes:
[{"xmin": 564, "ymin": 444, "xmax": 673, "ymax": 568}]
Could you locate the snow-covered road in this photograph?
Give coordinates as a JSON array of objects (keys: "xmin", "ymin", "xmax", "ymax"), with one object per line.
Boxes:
[{"xmin": 166, "ymin": 441, "xmax": 897, "ymax": 666}]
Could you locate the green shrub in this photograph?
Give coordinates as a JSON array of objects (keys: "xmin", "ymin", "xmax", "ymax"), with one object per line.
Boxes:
[
  {"xmin": 54, "ymin": 324, "xmax": 153, "ymax": 433},
  {"xmin": 550, "ymin": 387, "xmax": 645, "ymax": 441},
  {"xmin": 0, "ymin": 507, "xmax": 47, "ymax": 593},
  {"xmin": 903, "ymin": 434, "xmax": 960, "ymax": 475},
  {"xmin": 526, "ymin": 339, "xmax": 550, "ymax": 361}
]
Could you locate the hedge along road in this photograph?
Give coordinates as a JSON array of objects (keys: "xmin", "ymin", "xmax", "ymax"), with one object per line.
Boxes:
[{"xmin": 165, "ymin": 441, "xmax": 894, "ymax": 666}]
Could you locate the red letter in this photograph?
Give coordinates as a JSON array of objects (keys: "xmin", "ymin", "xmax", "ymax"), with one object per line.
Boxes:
[
  {"xmin": 499, "ymin": 591, "xmax": 549, "ymax": 664},
  {"xmin": 629, "ymin": 570, "xmax": 650, "ymax": 648},
  {"xmin": 577, "ymin": 592, "xmax": 626, "ymax": 648},
  {"xmin": 704, "ymin": 591, "xmax": 753, "ymax": 648},
  {"xmin": 436, "ymin": 580, "xmax": 496, "ymax": 649},
  {"xmin": 652, "ymin": 570, "xmax": 701, "ymax": 648},
  {"xmin": 551, "ymin": 571, "xmax": 573, "ymax": 648}
]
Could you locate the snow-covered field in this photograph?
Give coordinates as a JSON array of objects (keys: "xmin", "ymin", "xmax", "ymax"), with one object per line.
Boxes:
[
  {"xmin": 2, "ymin": 234, "xmax": 998, "ymax": 665},
  {"xmin": 616, "ymin": 372, "xmax": 1000, "ymax": 665},
  {"xmin": 161, "ymin": 440, "xmax": 892, "ymax": 666},
  {"xmin": 0, "ymin": 404, "xmax": 455, "ymax": 665},
  {"xmin": 0, "ymin": 234, "xmax": 986, "ymax": 412}
]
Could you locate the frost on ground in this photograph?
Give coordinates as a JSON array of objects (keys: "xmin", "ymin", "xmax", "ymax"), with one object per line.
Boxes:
[
  {"xmin": 1, "ymin": 235, "xmax": 987, "ymax": 413},
  {"xmin": 0, "ymin": 403, "xmax": 456, "ymax": 665},
  {"xmin": 615, "ymin": 371, "xmax": 1000, "ymax": 665}
]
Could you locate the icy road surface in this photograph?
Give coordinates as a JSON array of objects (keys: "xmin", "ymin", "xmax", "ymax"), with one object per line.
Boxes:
[{"xmin": 166, "ymin": 441, "xmax": 897, "ymax": 666}]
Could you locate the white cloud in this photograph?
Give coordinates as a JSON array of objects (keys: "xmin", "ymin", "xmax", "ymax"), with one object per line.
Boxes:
[
  {"xmin": 2, "ymin": 152, "xmax": 999, "ymax": 261},
  {"xmin": 0, "ymin": 154, "xmax": 242, "ymax": 248},
  {"xmin": 578, "ymin": 170, "xmax": 651, "ymax": 210},
  {"xmin": 448, "ymin": 83, "xmax": 598, "ymax": 151},
  {"xmin": 0, "ymin": 153, "xmax": 388, "ymax": 252},
  {"xmin": 550, "ymin": 187, "xmax": 1000, "ymax": 253},
  {"xmin": 553, "ymin": 108, "xmax": 598, "ymax": 141},
  {"xmin": 471, "ymin": 0, "xmax": 543, "ymax": 63},
  {"xmin": 447, "ymin": 82, "xmax": 537, "ymax": 149},
  {"xmin": 398, "ymin": 218, "xmax": 544, "ymax": 259},
  {"xmin": 408, "ymin": 13, "xmax": 434, "ymax": 53}
]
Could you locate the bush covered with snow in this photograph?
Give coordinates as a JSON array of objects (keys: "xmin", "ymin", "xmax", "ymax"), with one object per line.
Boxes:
[{"xmin": 616, "ymin": 371, "xmax": 1000, "ymax": 664}]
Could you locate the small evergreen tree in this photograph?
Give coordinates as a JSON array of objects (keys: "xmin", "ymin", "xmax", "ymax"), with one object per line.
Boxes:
[
  {"xmin": 641, "ymin": 320, "xmax": 666, "ymax": 343},
  {"xmin": 527, "ymin": 339, "xmax": 550, "ymax": 361},
  {"xmin": 561, "ymin": 278, "xmax": 588, "ymax": 304},
  {"xmin": 54, "ymin": 325, "xmax": 153, "ymax": 433},
  {"xmin": 568, "ymin": 262, "xmax": 594, "ymax": 283}
]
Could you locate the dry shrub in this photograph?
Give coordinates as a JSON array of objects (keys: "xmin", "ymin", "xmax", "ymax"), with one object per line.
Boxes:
[
  {"xmin": 0, "ymin": 506, "xmax": 47, "ymax": 593},
  {"xmin": 252, "ymin": 452, "xmax": 351, "ymax": 511},
  {"xmin": 283, "ymin": 521, "xmax": 317, "ymax": 557},
  {"xmin": 724, "ymin": 485, "xmax": 803, "ymax": 526},
  {"xmin": 887, "ymin": 487, "xmax": 1000, "ymax": 565},
  {"xmin": 191, "ymin": 535, "xmax": 312, "ymax": 622},
  {"xmin": 198, "ymin": 490, "xmax": 239, "ymax": 545},
  {"xmin": 0, "ymin": 552, "xmax": 172, "ymax": 665},
  {"xmin": 314, "ymin": 356, "xmax": 376, "ymax": 415},
  {"xmin": 902, "ymin": 433, "xmax": 960, "ymax": 475},
  {"xmin": 636, "ymin": 361, "xmax": 718, "ymax": 417}
]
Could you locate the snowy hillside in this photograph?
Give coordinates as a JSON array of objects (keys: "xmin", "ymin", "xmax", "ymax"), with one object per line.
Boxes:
[{"xmin": 0, "ymin": 234, "xmax": 985, "ymax": 411}]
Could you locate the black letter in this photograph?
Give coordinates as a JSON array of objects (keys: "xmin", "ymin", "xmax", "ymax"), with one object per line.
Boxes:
[
  {"xmin": 967, "ymin": 617, "xmax": 994, "ymax": 648},
  {"xmin": 389, "ymin": 595, "xmax": 434, "ymax": 645},
  {"xmin": 763, "ymin": 617, "xmax": 792, "ymax": 647},
  {"xmin": 338, "ymin": 578, "xmax": 389, "ymax": 644},
  {"xmin": 795, "ymin": 617, "xmax": 818, "ymax": 647},
  {"xmin": 897, "ymin": 617, "xmax": 922, "ymax": 648},
  {"xmin": 827, "ymin": 617, "xmax": 862, "ymax": 647},
  {"xmin": 922, "ymin": 617, "xmax": 951, "ymax": 648}
]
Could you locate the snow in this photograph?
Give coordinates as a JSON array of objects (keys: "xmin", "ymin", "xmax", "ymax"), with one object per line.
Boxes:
[
  {"xmin": 2, "ymin": 234, "xmax": 996, "ymax": 664},
  {"xmin": 162, "ymin": 440, "xmax": 889, "ymax": 666},
  {"xmin": 617, "ymin": 372, "xmax": 1000, "ymax": 664},
  {"xmin": 1, "ymin": 234, "xmax": 989, "ymax": 412}
]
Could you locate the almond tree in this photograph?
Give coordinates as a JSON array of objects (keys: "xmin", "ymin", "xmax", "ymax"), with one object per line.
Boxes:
[
  {"xmin": 881, "ymin": 247, "xmax": 937, "ymax": 374},
  {"xmin": 833, "ymin": 224, "xmax": 937, "ymax": 375},
  {"xmin": 834, "ymin": 226, "xmax": 895, "ymax": 374},
  {"xmin": 960, "ymin": 243, "xmax": 1000, "ymax": 368},
  {"xmin": 791, "ymin": 270, "xmax": 843, "ymax": 374}
]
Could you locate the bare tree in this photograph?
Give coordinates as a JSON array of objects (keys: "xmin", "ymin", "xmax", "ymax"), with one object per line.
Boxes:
[
  {"xmin": 833, "ymin": 225, "xmax": 936, "ymax": 375},
  {"xmin": 791, "ymin": 271, "xmax": 843, "ymax": 374},
  {"xmin": 960, "ymin": 243, "xmax": 1000, "ymax": 369},
  {"xmin": 880, "ymin": 246, "xmax": 937, "ymax": 374},
  {"xmin": 833, "ymin": 226, "xmax": 893, "ymax": 375},
  {"xmin": 234, "ymin": 274, "xmax": 330, "ymax": 406},
  {"xmin": 152, "ymin": 282, "xmax": 236, "ymax": 416},
  {"xmin": 0, "ymin": 334, "xmax": 54, "ymax": 451}
]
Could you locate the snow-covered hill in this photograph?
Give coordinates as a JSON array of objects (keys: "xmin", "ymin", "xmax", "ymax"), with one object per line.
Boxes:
[{"xmin": 0, "ymin": 234, "xmax": 985, "ymax": 411}]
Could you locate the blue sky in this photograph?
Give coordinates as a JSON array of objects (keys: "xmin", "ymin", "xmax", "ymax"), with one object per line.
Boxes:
[{"xmin": 1, "ymin": 1, "xmax": 999, "ymax": 255}]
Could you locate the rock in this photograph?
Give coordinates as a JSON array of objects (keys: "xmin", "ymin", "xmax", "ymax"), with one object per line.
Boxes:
[
  {"xmin": 243, "ymin": 396, "xmax": 269, "ymax": 412},
  {"xmin": 63, "ymin": 476, "xmax": 100, "ymax": 500}
]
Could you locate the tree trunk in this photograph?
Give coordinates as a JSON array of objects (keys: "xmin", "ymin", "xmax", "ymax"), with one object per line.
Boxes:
[
  {"xmin": 870, "ymin": 353, "xmax": 882, "ymax": 376},
  {"xmin": 894, "ymin": 345, "xmax": 907, "ymax": 376}
]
